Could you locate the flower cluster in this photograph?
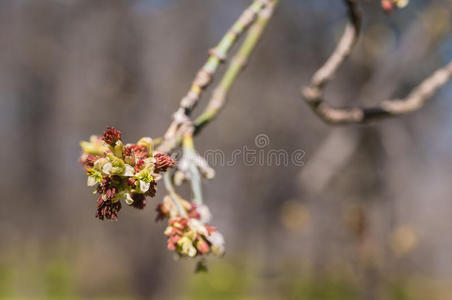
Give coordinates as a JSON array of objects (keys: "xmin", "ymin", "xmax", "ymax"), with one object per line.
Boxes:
[
  {"xmin": 157, "ymin": 196, "xmax": 225, "ymax": 258},
  {"xmin": 80, "ymin": 127, "xmax": 175, "ymax": 220},
  {"xmin": 164, "ymin": 217, "xmax": 225, "ymax": 258},
  {"xmin": 381, "ymin": 0, "xmax": 408, "ymax": 12},
  {"xmin": 80, "ymin": 127, "xmax": 224, "ymax": 261}
]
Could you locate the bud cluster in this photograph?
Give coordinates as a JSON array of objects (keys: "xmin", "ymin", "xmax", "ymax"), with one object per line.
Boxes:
[
  {"xmin": 157, "ymin": 196, "xmax": 225, "ymax": 258},
  {"xmin": 80, "ymin": 127, "xmax": 175, "ymax": 220},
  {"xmin": 80, "ymin": 127, "xmax": 224, "ymax": 261}
]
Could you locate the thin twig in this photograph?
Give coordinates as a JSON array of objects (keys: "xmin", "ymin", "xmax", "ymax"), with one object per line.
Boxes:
[
  {"xmin": 182, "ymin": 131, "xmax": 204, "ymax": 205},
  {"xmin": 302, "ymin": 0, "xmax": 452, "ymax": 124},
  {"xmin": 163, "ymin": 172, "xmax": 187, "ymax": 217},
  {"xmin": 158, "ymin": 0, "xmax": 270, "ymax": 153},
  {"xmin": 194, "ymin": 0, "xmax": 279, "ymax": 134}
]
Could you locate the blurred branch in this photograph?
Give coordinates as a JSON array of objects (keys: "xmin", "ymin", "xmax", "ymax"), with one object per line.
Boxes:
[
  {"xmin": 301, "ymin": 0, "xmax": 452, "ymax": 124},
  {"xmin": 299, "ymin": 2, "xmax": 449, "ymax": 195},
  {"xmin": 194, "ymin": 1, "xmax": 279, "ymax": 134}
]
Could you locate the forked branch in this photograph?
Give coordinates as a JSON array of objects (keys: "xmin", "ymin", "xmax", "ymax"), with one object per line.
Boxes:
[{"xmin": 302, "ymin": 0, "xmax": 452, "ymax": 124}]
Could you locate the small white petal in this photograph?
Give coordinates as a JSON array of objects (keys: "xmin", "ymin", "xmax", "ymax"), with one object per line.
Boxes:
[
  {"xmin": 144, "ymin": 158, "xmax": 156, "ymax": 169},
  {"xmin": 93, "ymin": 158, "xmax": 108, "ymax": 170},
  {"xmin": 140, "ymin": 181, "xmax": 150, "ymax": 193},
  {"xmin": 188, "ymin": 246, "xmax": 197, "ymax": 257},
  {"xmin": 164, "ymin": 226, "xmax": 173, "ymax": 236},
  {"xmin": 125, "ymin": 193, "xmax": 134, "ymax": 205},
  {"xmin": 102, "ymin": 162, "xmax": 113, "ymax": 174},
  {"xmin": 188, "ymin": 219, "xmax": 208, "ymax": 236},
  {"xmin": 207, "ymin": 232, "xmax": 225, "ymax": 246},
  {"xmin": 87, "ymin": 176, "xmax": 97, "ymax": 187},
  {"xmin": 208, "ymin": 232, "xmax": 225, "ymax": 256},
  {"xmin": 123, "ymin": 165, "xmax": 134, "ymax": 177}
]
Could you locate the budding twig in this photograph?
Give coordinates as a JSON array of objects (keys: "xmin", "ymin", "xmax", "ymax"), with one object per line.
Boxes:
[
  {"xmin": 194, "ymin": 0, "xmax": 279, "ymax": 134},
  {"xmin": 178, "ymin": 0, "xmax": 268, "ymax": 116},
  {"xmin": 302, "ymin": 0, "xmax": 452, "ymax": 124},
  {"xmin": 158, "ymin": 0, "xmax": 271, "ymax": 153}
]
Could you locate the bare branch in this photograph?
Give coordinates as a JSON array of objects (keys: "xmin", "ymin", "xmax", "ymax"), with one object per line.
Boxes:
[
  {"xmin": 158, "ymin": 0, "xmax": 270, "ymax": 153},
  {"xmin": 194, "ymin": 1, "xmax": 279, "ymax": 135},
  {"xmin": 302, "ymin": 0, "xmax": 452, "ymax": 124},
  {"xmin": 157, "ymin": 0, "xmax": 278, "ymax": 153}
]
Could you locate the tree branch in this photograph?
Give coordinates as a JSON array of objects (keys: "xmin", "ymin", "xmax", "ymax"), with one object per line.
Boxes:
[
  {"xmin": 157, "ymin": 0, "xmax": 278, "ymax": 153},
  {"xmin": 301, "ymin": 0, "xmax": 452, "ymax": 124},
  {"xmin": 194, "ymin": 0, "xmax": 279, "ymax": 134},
  {"xmin": 158, "ymin": 0, "xmax": 270, "ymax": 153}
]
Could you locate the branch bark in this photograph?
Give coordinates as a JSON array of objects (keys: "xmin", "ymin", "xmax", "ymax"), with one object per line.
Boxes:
[
  {"xmin": 157, "ymin": 0, "xmax": 278, "ymax": 153},
  {"xmin": 301, "ymin": 0, "xmax": 452, "ymax": 124},
  {"xmin": 157, "ymin": 0, "xmax": 270, "ymax": 153},
  {"xmin": 194, "ymin": 1, "xmax": 279, "ymax": 135}
]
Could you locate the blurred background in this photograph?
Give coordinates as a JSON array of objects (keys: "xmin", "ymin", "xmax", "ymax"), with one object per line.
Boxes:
[{"xmin": 1, "ymin": 0, "xmax": 452, "ymax": 299}]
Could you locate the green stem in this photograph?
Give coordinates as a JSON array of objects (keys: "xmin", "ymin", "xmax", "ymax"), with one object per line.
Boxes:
[
  {"xmin": 194, "ymin": 0, "xmax": 279, "ymax": 134},
  {"xmin": 181, "ymin": 0, "xmax": 270, "ymax": 115},
  {"xmin": 163, "ymin": 172, "xmax": 187, "ymax": 217},
  {"xmin": 188, "ymin": 163, "xmax": 203, "ymax": 205},
  {"xmin": 157, "ymin": 1, "xmax": 278, "ymax": 154},
  {"xmin": 157, "ymin": 1, "xmax": 271, "ymax": 154}
]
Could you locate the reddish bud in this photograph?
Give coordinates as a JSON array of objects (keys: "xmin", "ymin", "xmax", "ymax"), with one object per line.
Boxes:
[
  {"xmin": 196, "ymin": 239, "xmax": 210, "ymax": 255},
  {"xmin": 206, "ymin": 226, "xmax": 216, "ymax": 235},
  {"xmin": 103, "ymin": 126, "xmax": 121, "ymax": 146},
  {"xmin": 131, "ymin": 193, "xmax": 147, "ymax": 209},
  {"xmin": 156, "ymin": 203, "xmax": 170, "ymax": 221},
  {"xmin": 154, "ymin": 153, "xmax": 176, "ymax": 173},
  {"xmin": 96, "ymin": 196, "xmax": 122, "ymax": 221},
  {"xmin": 187, "ymin": 204, "xmax": 201, "ymax": 220}
]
